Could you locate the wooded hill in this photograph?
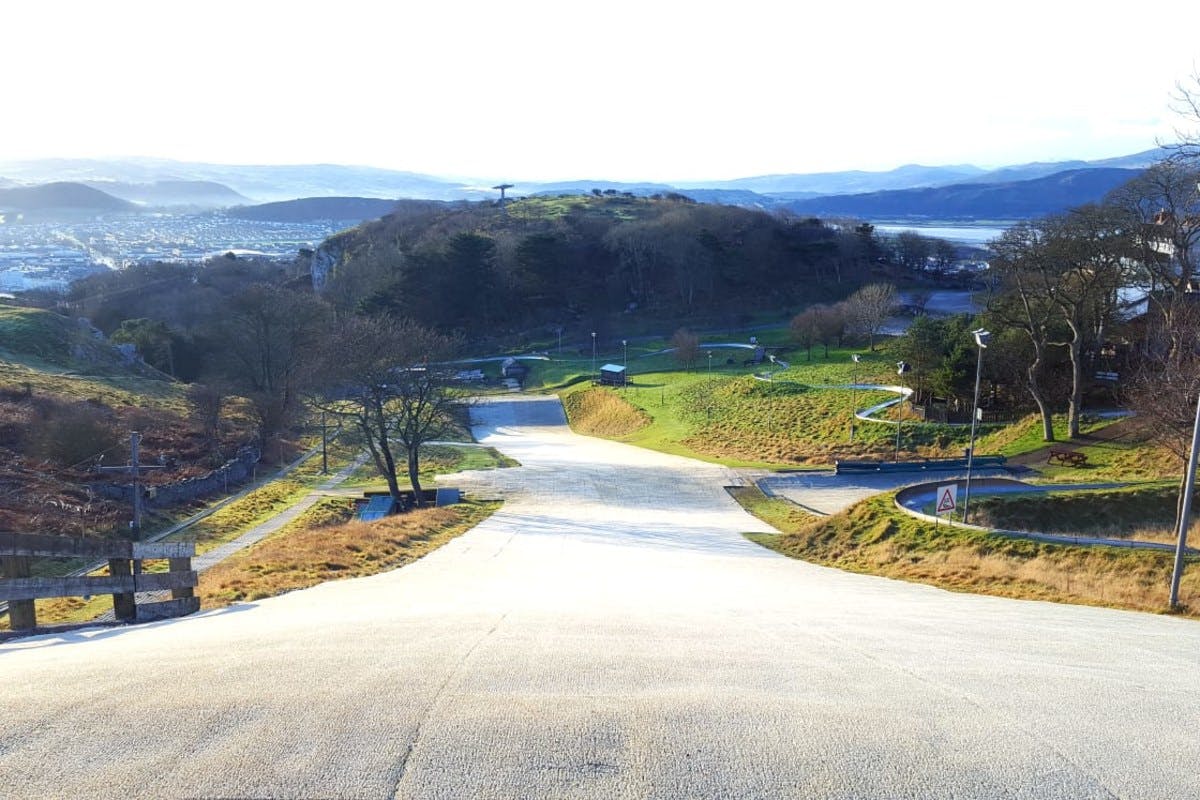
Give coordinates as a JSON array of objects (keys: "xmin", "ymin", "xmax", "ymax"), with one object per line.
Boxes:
[{"xmin": 312, "ymin": 194, "xmax": 881, "ymax": 338}]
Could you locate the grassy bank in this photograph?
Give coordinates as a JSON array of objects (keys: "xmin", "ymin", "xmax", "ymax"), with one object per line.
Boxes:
[
  {"xmin": 969, "ymin": 483, "xmax": 1187, "ymax": 545},
  {"xmin": 199, "ymin": 499, "xmax": 498, "ymax": 606},
  {"xmin": 734, "ymin": 486, "xmax": 1200, "ymax": 617}
]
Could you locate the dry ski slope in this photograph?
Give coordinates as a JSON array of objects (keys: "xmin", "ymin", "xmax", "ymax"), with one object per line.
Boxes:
[{"xmin": 3, "ymin": 396, "xmax": 1200, "ymax": 799}]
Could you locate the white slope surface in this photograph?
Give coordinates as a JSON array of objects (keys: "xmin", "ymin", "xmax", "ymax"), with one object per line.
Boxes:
[{"xmin": 2, "ymin": 396, "xmax": 1199, "ymax": 799}]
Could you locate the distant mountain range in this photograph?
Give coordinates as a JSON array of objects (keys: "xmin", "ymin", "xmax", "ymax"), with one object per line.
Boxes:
[
  {"xmin": 0, "ymin": 147, "xmax": 1175, "ymax": 223},
  {"xmin": 782, "ymin": 168, "xmax": 1146, "ymax": 220},
  {"xmin": 82, "ymin": 180, "xmax": 251, "ymax": 208}
]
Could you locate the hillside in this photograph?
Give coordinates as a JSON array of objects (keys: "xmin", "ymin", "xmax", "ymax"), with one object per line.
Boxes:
[
  {"xmin": 0, "ymin": 304, "xmax": 261, "ymax": 539},
  {"xmin": 677, "ymin": 163, "xmax": 987, "ymax": 195},
  {"xmin": 782, "ymin": 168, "xmax": 1144, "ymax": 220},
  {"xmin": 0, "ymin": 158, "xmax": 478, "ymax": 203},
  {"xmin": 0, "ymin": 182, "xmax": 136, "ymax": 214},
  {"xmin": 83, "ymin": 180, "xmax": 250, "ymax": 208},
  {"xmin": 228, "ymin": 196, "xmax": 403, "ymax": 224},
  {"xmin": 311, "ymin": 193, "xmax": 870, "ymax": 335}
]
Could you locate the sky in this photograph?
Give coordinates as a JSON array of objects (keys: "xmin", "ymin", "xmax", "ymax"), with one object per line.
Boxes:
[{"xmin": 3, "ymin": 0, "xmax": 1200, "ymax": 182}]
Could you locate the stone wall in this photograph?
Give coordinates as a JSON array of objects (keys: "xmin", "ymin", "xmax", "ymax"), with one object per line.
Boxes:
[{"xmin": 91, "ymin": 445, "xmax": 262, "ymax": 508}]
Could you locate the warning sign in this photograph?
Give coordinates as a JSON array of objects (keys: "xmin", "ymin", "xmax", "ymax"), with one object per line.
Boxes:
[{"xmin": 936, "ymin": 483, "xmax": 958, "ymax": 516}]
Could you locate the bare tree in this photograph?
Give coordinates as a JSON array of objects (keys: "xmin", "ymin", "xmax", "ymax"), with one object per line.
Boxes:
[
  {"xmin": 790, "ymin": 309, "xmax": 819, "ymax": 360},
  {"xmin": 1108, "ymin": 159, "xmax": 1200, "ymax": 363},
  {"xmin": 209, "ymin": 285, "xmax": 330, "ymax": 438},
  {"xmin": 988, "ymin": 223, "xmax": 1059, "ymax": 441},
  {"xmin": 670, "ymin": 328, "xmax": 700, "ymax": 370},
  {"xmin": 814, "ymin": 303, "xmax": 848, "ymax": 357},
  {"xmin": 988, "ymin": 208, "xmax": 1131, "ymax": 439},
  {"xmin": 311, "ymin": 316, "xmax": 464, "ymax": 506},
  {"xmin": 846, "ymin": 282, "xmax": 898, "ymax": 351}
]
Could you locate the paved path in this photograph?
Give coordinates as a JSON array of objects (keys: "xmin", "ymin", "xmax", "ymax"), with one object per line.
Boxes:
[
  {"xmin": 92, "ymin": 453, "xmax": 372, "ymax": 621},
  {"xmin": 3, "ymin": 397, "xmax": 1200, "ymax": 799}
]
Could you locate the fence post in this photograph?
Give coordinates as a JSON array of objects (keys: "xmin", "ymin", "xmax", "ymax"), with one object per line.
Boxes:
[
  {"xmin": 108, "ymin": 558, "xmax": 136, "ymax": 622},
  {"xmin": 169, "ymin": 557, "xmax": 194, "ymax": 601},
  {"xmin": 1, "ymin": 555, "xmax": 36, "ymax": 630}
]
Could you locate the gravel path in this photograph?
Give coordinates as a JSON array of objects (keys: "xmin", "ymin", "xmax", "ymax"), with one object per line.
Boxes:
[{"xmin": 2, "ymin": 396, "xmax": 1199, "ymax": 799}]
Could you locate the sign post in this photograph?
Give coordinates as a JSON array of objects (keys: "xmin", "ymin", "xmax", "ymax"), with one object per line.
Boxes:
[{"xmin": 936, "ymin": 483, "xmax": 959, "ymax": 521}]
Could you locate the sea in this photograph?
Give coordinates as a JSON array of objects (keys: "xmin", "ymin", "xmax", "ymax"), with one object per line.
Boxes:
[{"xmin": 872, "ymin": 223, "xmax": 1009, "ymax": 246}]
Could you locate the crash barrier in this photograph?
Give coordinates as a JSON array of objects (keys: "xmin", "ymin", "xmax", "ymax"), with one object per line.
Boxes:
[{"xmin": 834, "ymin": 455, "xmax": 1007, "ymax": 475}]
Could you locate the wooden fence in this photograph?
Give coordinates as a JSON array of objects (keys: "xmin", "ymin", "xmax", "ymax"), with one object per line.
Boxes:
[{"xmin": 0, "ymin": 533, "xmax": 199, "ymax": 632}]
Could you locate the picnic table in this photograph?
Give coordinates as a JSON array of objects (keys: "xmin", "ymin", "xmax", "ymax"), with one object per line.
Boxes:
[{"xmin": 1047, "ymin": 448, "xmax": 1088, "ymax": 467}]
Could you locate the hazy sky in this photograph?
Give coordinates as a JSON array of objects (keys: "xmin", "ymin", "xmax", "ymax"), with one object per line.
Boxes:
[{"xmin": 4, "ymin": 1, "xmax": 1199, "ymax": 181}]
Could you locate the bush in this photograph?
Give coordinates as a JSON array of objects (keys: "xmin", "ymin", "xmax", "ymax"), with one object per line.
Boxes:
[{"xmin": 26, "ymin": 399, "xmax": 121, "ymax": 467}]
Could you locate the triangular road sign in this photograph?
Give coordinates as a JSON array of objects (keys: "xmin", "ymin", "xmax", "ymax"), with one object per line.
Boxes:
[{"xmin": 936, "ymin": 484, "xmax": 958, "ymax": 515}]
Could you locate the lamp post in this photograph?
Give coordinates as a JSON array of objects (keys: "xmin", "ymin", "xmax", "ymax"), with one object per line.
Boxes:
[
  {"xmin": 961, "ymin": 328, "xmax": 991, "ymax": 524},
  {"xmin": 894, "ymin": 361, "xmax": 910, "ymax": 460},
  {"xmin": 1169, "ymin": 390, "xmax": 1200, "ymax": 608},
  {"xmin": 707, "ymin": 350, "xmax": 713, "ymax": 373},
  {"xmin": 591, "ymin": 331, "xmax": 597, "ymax": 382},
  {"xmin": 850, "ymin": 353, "xmax": 861, "ymax": 442},
  {"xmin": 622, "ymin": 339, "xmax": 628, "ymax": 386}
]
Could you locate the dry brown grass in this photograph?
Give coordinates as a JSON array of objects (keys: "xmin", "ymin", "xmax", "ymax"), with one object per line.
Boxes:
[
  {"xmin": 563, "ymin": 387, "xmax": 650, "ymax": 437},
  {"xmin": 198, "ymin": 500, "xmax": 497, "ymax": 607},
  {"xmin": 736, "ymin": 487, "xmax": 1200, "ymax": 618}
]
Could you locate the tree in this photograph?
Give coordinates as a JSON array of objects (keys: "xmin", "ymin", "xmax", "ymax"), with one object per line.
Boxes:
[
  {"xmin": 1108, "ymin": 159, "xmax": 1200, "ymax": 363},
  {"xmin": 111, "ymin": 318, "xmax": 177, "ymax": 375},
  {"xmin": 846, "ymin": 282, "xmax": 898, "ymax": 351},
  {"xmin": 790, "ymin": 309, "xmax": 819, "ymax": 360},
  {"xmin": 186, "ymin": 382, "xmax": 228, "ymax": 465},
  {"xmin": 894, "ymin": 231, "xmax": 933, "ymax": 272},
  {"xmin": 988, "ymin": 207, "xmax": 1132, "ymax": 439},
  {"xmin": 670, "ymin": 328, "xmax": 700, "ymax": 370},
  {"xmin": 987, "ymin": 223, "xmax": 1060, "ymax": 441},
  {"xmin": 208, "ymin": 285, "xmax": 330, "ymax": 438},
  {"xmin": 312, "ymin": 316, "xmax": 463, "ymax": 506}
]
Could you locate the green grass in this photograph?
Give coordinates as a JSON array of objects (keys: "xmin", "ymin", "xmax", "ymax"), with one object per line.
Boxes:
[
  {"xmin": 340, "ymin": 443, "xmax": 517, "ymax": 490},
  {"xmin": 0, "ymin": 306, "xmax": 72, "ymax": 363},
  {"xmin": 538, "ymin": 341, "xmax": 1165, "ymax": 478},
  {"xmin": 555, "ymin": 349, "xmax": 979, "ymax": 468},
  {"xmin": 165, "ymin": 479, "xmax": 312, "ymax": 555}
]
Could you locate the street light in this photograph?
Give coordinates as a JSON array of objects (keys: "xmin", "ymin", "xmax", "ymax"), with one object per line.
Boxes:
[
  {"xmin": 708, "ymin": 350, "xmax": 713, "ymax": 373},
  {"xmin": 894, "ymin": 361, "xmax": 910, "ymax": 460},
  {"xmin": 961, "ymin": 328, "xmax": 991, "ymax": 524},
  {"xmin": 622, "ymin": 339, "xmax": 628, "ymax": 385},
  {"xmin": 591, "ymin": 331, "xmax": 597, "ymax": 382},
  {"xmin": 850, "ymin": 353, "xmax": 861, "ymax": 442},
  {"xmin": 1170, "ymin": 390, "xmax": 1200, "ymax": 608}
]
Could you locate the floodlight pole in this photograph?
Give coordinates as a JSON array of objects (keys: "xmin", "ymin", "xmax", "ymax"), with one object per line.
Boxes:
[
  {"xmin": 591, "ymin": 331, "xmax": 597, "ymax": 382},
  {"xmin": 961, "ymin": 329, "xmax": 990, "ymax": 524},
  {"xmin": 1169, "ymin": 391, "xmax": 1200, "ymax": 608},
  {"xmin": 850, "ymin": 353, "xmax": 860, "ymax": 442},
  {"xmin": 894, "ymin": 361, "xmax": 910, "ymax": 460},
  {"xmin": 623, "ymin": 339, "xmax": 628, "ymax": 385}
]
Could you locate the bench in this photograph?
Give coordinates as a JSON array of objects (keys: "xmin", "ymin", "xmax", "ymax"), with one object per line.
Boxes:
[{"xmin": 1047, "ymin": 449, "xmax": 1088, "ymax": 467}]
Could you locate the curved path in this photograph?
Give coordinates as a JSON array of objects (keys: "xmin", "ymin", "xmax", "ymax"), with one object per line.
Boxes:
[{"xmin": 3, "ymin": 397, "xmax": 1200, "ymax": 799}]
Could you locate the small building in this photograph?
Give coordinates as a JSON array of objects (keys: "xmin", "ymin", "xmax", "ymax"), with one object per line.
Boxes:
[
  {"xmin": 599, "ymin": 364, "xmax": 627, "ymax": 386},
  {"xmin": 501, "ymin": 357, "xmax": 529, "ymax": 381}
]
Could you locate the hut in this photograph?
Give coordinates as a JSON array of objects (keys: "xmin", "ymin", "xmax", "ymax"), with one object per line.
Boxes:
[{"xmin": 599, "ymin": 364, "xmax": 627, "ymax": 386}]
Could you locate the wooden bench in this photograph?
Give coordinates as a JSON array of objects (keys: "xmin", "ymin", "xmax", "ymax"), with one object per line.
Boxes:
[{"xmin": 1047, "ymin": 449, "xmax": 1088, "ymax": 467}]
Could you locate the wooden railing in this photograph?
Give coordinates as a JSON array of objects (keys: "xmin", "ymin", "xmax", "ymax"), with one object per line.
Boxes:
[{"xmin": 0, "ymin": 533, "xmax": 199, "ymax": 632}]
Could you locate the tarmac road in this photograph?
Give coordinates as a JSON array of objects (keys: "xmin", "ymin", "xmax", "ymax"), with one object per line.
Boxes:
[{"xmin": 2, "ymin": 396, "xmax": 1199, "ymax": 799}]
